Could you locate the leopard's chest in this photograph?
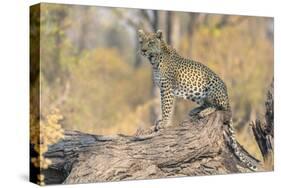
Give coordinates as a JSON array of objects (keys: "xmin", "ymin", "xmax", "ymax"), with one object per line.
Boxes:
[
  {"xmin": 150, "ymin": 55, "xmax": 174, "ymax": 87},
  {"xmin": 153, "ymin": 68, "xmax": 161, "ymax": 87}
]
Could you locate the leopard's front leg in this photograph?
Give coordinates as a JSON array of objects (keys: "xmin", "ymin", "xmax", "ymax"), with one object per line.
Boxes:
[{"xmin": 155, "ymin": 79, "xmax": 174, "ymax": 131}]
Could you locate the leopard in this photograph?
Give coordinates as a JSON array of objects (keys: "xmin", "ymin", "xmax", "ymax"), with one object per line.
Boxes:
[{"xmin": 137, "ymin": 29, "xmax": 259, "ymax": 171}]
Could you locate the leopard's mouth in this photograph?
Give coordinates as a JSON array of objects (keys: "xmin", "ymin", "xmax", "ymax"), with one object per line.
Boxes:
[
  {"xmin": 148, "ymin": 54, "xmax": 155, "ymax": 58},
  {"xmin": 142, "ymin": 51, "xmax": 157, "ymax": 60}
]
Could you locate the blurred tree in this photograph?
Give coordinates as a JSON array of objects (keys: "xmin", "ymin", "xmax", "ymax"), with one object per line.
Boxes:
[
  {"xmin": 41, "ymin": 4, "xmax": 71, "ymax": 84},
  {"xmin": 76, "ymin": 6, "xmax": 91, "ymax": 55}
]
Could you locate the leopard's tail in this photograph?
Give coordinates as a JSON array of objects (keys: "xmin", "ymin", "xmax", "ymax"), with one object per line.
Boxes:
[{"xmin": 226, "ymin": 118, "xmax": 260, "ymax": 171}]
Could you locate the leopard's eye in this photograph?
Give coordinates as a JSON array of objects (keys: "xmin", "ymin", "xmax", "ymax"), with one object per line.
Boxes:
[{"xmin": 148, "ymin": 40, "xmax": 155, "ymax": 47}]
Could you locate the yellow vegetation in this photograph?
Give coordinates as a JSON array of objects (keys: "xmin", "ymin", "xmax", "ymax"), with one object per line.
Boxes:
[{"xmin": 30, "ymin": 108, "xmax": 64, "ymax": 185}]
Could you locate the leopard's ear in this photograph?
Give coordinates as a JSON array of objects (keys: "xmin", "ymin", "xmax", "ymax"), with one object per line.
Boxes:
[
  {"xmin": 138, "ymin": 29, "xmax": 145, "ymax": 42},
  {"xmin": 138, "ymin": 29, "xmax": 145, "ymax": 38},
  {"xmin": 156, "ymin": 30, "xmax": 163, "ymax": 39}
]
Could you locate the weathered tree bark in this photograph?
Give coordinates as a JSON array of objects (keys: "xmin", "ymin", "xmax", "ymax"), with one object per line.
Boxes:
[{"xmin": 44, "ymin": 110, "xmax": 264, "ymax": 185}]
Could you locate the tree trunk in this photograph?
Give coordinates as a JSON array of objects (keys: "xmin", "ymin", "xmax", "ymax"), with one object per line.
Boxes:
[
  {"xmin": 171, "ymin": 12, "xmax": 181, "ymax": 50},
  {"xmin": 251, "ymin": 80, "xmax": 274, "ymax": 170},
  {"xmin": 76, "ymin": 6, "xmax": 90, "ymax": 55},
  {"xmin": 149, "ymin": 10, "xmax": 161, "ymax": 123},
  {"xmin": 166, "ymin": 11, "xmax": 172, "ymax": 44},
  {"xmin": 187, "ymin": 13, "xmax": 199, "ymax": 56},
  {"xmin": 43, "ymin": 109, "xmax": 269, "ymax": 185}
]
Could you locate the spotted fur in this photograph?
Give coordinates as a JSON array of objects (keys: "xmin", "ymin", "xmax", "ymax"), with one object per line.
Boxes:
[{"xmin": 138, "ymin": 29, "xmax": 258, "ymax": 171}]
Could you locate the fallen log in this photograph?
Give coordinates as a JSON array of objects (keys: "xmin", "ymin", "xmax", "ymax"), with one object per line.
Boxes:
[{"xmin": 43, "ymin": 111, "xmax": 262, "ymax": 184}]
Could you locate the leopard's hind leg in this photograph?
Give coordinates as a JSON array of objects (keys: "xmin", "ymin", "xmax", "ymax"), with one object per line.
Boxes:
[
  {"xmin": 190, "ymin": 95, "xmax": 218, "ymax": 118},
  {"xmin": 197, "ymin": 107, "xmax": 217, "ymax": 118}
]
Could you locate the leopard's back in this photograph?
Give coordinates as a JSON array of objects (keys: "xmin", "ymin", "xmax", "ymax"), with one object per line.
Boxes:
[{"xmin": 164, "ymin": 57, "xmax": 230, "ymax": 110}]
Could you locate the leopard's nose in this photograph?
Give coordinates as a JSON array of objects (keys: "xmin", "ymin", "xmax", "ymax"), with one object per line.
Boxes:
[{"xmin": 142, "ymin": 49, "xmax": 147, "ymax": 53}]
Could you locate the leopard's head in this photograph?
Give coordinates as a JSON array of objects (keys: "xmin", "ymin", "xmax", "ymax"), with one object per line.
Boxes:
[{"xmin": 138, "ymin": 29, "xmax": 163, "ymax": 59}]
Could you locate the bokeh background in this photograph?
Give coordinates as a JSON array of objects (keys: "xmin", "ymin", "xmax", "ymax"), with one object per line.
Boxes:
[{"xmin": 31, "ymin": 3, "xmax": 273, "ymax": 160}]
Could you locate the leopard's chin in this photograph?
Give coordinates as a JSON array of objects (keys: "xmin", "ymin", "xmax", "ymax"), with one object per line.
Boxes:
[
  {"xmin": 147, "ymin": 54, "xmax": 156, "ymax": 61},
  {"xmin": 148, "ymin": 54, "xmax": 154, "ymax": 58}
]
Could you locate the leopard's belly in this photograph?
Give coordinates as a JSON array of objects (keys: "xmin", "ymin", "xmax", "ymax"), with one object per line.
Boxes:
[{"xmin": 172, "ymin": 84, "xmax": 207, "ymax": 105}]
